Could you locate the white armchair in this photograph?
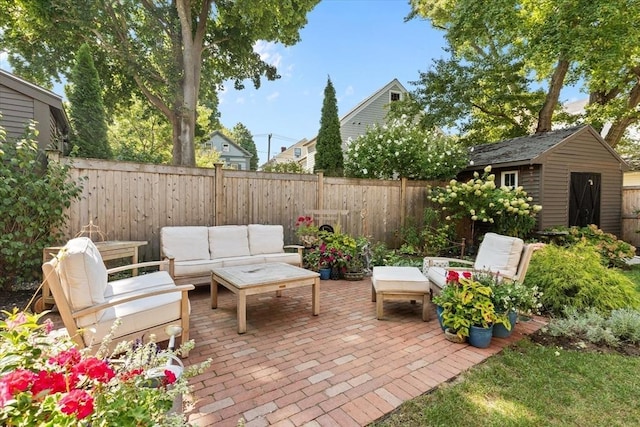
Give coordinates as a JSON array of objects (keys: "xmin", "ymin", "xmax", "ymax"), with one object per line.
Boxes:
[
  {"xmin": 42, "ymin": 237, "xmax": 194, "ymax": 355},
  {"xmin": 423, "ymin": 233, "xmax": 543, "ymax": 293}
]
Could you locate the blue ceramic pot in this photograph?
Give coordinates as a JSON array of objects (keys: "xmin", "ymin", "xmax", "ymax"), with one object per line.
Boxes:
[
  {"xmin": 319, "ymin": 268, "xmax": 331, "ymax": 280},
  {"xmin": 468, "ymin": 324, "xmax": 494, "ymax": 348},
  {"xmin": 436, "ymin": 305, "xmax": 445, "ymax": 331},
  {"xmin": 493, "ymin": 310, "xmax": 518, "ymax": 338}
]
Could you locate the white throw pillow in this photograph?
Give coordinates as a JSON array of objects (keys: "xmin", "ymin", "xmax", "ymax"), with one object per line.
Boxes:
[
  {"xmin": 161, "ymin": 226, "xmax": 210, "ymax": 261},
  {"xmin": 473, "ymin": 233, "xmax": 524, "ymax": 278},
  {"xmin": 248, "ymin": 224, "xmax": 284, "ymax": 255},
  {"xmin": 209, "ymin": 225, "xmax": 250, "ymax": 259}
]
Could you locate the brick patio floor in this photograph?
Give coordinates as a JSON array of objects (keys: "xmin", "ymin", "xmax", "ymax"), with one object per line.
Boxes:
[{"xmin": 178, "ymin": 277, "xmax": 545, "ymax": 427}]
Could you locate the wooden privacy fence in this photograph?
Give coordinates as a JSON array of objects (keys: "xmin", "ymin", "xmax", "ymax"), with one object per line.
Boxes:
[
  {"xmin": 622, "ymin": 187, "xmax": 640, "ymax": 248},
  {"xmin": 55, "ymin": 157, "xmax": 442, "ymax": 262}
]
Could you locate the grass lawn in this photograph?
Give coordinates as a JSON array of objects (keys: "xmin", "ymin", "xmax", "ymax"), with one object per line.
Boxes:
[{"xmin": 370, "ymin": 265, "xmax": 640, "ymax": 427}]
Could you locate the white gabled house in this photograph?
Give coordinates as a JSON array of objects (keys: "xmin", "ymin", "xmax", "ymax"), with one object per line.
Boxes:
[
  {"xmin": 204, "ymin": 130, "xmax": 252, "ymax": 170},
  {"xmin": 269, "ymin": 78, "xmax": 408, "ymax": 172}
]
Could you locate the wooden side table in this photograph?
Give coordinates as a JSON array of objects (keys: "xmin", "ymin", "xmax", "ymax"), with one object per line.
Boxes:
[{"xmin": 37, "ymin": 240, "xmax": 147, "ymax": 312}]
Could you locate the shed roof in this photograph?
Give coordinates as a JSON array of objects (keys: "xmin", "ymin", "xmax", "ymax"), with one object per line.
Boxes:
[{"xmin": 467, "ymin": 125, "xmax": 628, "ymax": 170}]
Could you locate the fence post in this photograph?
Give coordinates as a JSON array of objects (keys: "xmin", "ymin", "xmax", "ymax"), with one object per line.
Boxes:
[
  {"xmin": 214, "ymin": 163, "xmax": 224, "ymax": 225},
  {"xmin": 317, "ymin": 171, "xmax": 324, "ymax": 211}
]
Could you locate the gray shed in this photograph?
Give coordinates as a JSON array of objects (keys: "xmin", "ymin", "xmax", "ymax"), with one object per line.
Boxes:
[
  {"xmin": 0, "ymin": 69, "xmax": 69, "ymax": 151},
  {"xmin": 461, "ymin": 125, "xmax": 629, "ymax": 236}
]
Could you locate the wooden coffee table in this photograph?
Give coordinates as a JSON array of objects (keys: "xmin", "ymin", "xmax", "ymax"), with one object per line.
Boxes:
[{"xmin": 211, "ymin": 263, "xmax": 320, "ymax": 333}]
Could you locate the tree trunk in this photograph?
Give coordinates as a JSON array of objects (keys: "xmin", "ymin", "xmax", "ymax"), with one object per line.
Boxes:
[
  {"xmin": 536, "ymin": 58, "xmax": 570, "ymax": 134},
  {"xmin": 603, "ymin": 78, "xmax": 640, "ymax": 148}
]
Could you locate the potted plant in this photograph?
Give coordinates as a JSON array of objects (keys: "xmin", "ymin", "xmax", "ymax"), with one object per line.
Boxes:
[
  {"xmin": 0, "ymin": 310, "xmax": 212, "ymax": 426},
  {"xmin": 432, "ymin": 274, "xmax": 509, "ymax": 348},
  {"xmin": 294, "ymin": 215, "xmax": 320, "ymax": 248},
  {"xmin": 343, "ymin": 255, "xmax": 365, "ymax": 281}
]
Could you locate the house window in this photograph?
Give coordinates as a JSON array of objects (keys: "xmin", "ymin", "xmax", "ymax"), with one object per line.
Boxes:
[
  {"xmin": 390, "ymin": 91, "xmax": 401, "ymax": 102},
  {"xmin": 294, "ymin": 148, "xmax": 302, "ymax": 158},
  {"xmin": 222, "ymin": 143, "xmax": 230, "ymax": 152},
  {"xmin": 501, "ymin": 171, "xmax": 518, "ymax": 188}
]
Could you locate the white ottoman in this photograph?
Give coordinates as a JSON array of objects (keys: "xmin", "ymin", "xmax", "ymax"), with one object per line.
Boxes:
[{"xmin": 371, "ymin": 266, "xmax": 433, "ymax": 321}]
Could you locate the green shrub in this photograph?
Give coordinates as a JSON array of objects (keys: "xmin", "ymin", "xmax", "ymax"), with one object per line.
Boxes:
[
  {"xmin": 526, "ymin": 243, "xmax": 640, "ymax": 316},
  {"xmin": 545, "ymin": 224, "xmax": 636, "ymax": 268},
  {"xmin": 608, "ymin": 308, "xmax": 640, "ymax": 344},
  {"xmin": 0, "ymin": 122, "xmax": 83, "ymax": 290}
]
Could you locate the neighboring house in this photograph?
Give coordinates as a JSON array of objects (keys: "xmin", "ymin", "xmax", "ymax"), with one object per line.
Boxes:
[
  {"xmin": 0, "ymin": 68, "xmax": 69, "ymax": 152},
  {"xmin": 267, "ymin": 138, "xmax": 309, "ymax": 168},
  {"xmin": 271, "ymin": 78, "xmax": 408, "ymax": 172},
  {"xmin": 203, "ymin": 130, "xmax": 252, "ymax": 170},
  {"xmin": 461, "ymin": 125, "xmax": 629, "ymax": 236}
]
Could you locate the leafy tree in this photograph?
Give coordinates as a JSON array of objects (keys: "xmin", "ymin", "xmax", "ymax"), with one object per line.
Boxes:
[
  {"xmin": 231, "ymin": 123, "xmax": 258, "ymax": 170},
  {"xmin": 409, "ymin": 0, "xmax": 640, "ymax": 148},
  {"xmin": 345, "ymin": 116, "xmax": 467, "ymax": 180},
  {"xmin": 262, "ymin": 160, "xmax": 306, "ymax": 174},
  {"xmin": 0, "ymin": 0, "xmax": 319, "ymax": 166},
  {"xmin": 66, "ymin": 43, "xmax": 111, "ymax": 159},
  {"xmin": 314, "ymin": 77, "xmax": 343, "ymax": 176}
]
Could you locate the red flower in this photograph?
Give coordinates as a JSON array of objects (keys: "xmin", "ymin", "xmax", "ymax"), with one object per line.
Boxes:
[
  {"xmin": 446, "ymin": 270, "xmax": 472, "ymax": 285},
  {"xmin": 0, "ymin": 369, "xmax": 35, "ymax": 405},
  {"xmin": 73, "ymin": 357, "xmax": 115, "ymax": 383},
  {"xmin": 49, "ymin": 347, "xmax": 82, "ymax": 368},
  {"xmin": 31, "ymin": 370, "xmax": 68, "ymax": 396},
  {"xmin": 59, "ymin": 389, "xmax": 94, "ymax": 419},
  {"xmin": 163, "ymin": 369, "xmax": 177, "ymax": 385},
  {"xmin": 119, "ymin": 368, "xmax": 144, "ymax": 382}
]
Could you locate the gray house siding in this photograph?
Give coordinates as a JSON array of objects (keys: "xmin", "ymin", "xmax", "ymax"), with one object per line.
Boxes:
[
  {"xmin": 205, "ymin": 131, "xmax": 251, "ymax": 170},
  {"xmin": 0, "ymin": 69, "xmax": 68, "ymax": 151}
]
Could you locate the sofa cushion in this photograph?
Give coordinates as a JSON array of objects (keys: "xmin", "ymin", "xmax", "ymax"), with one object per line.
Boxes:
[
  {"xmin": 248, "ymin": 224, "xmax": 284, "ymax": 255},
  {"xmin": 222, "ymin": 255, "xmax": 265, "ymax": 267},
  {"xmin": 172, "ymin": 259, "xmax": 223, "ymax": 277},
  {"xmin": 209, "ymin": 225, "xmax": 250, "ymax": 259},
  {"xmin": 161, "ymin": 226, "xmax": 210, "ymax": 261},
  {"xmin": 263, "ymin": 252, "xmax": 301, "ymax": 266},
  {"xmin": 372, "ymin": 266, "xmax": 429, "ymax": 293},
  {"xmin": 104, "ymin": 271, "xmax": 175, "ymax": 297},
  {"xmin": 81, "ymin": 285, "xmax": 184, "ymax": 344},
  {"xmin": 473, "ymin": 233, "xmax": 524, "ymax": 278},
  {"xmin": 427, "ymin": 266, "xmax": 450, "ymax": 289},
  {"xmin": 56, "ymin": 237, "xmax": 107, "ymax": 325}
]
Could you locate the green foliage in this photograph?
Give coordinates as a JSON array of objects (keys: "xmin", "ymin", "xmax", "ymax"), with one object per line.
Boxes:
[
  {"xmin": 545, "ymin": 307, "xmax": 640, "ymax": 347},
  {"xmin": 0, "ymin": 122, "xmax": 83, "ymax": 290},
  {"xmin": 67, "ymin": 43, "xmax": 111, "ymax": 159},
  {"xmin": 1, "ymin": 0, "xmax": 319, "ymax": 165},
  {"xmin": 314, "ymin": 77, "xmax": 344, "ymax": 177},
  {"xmin": 421, "ymin": 207, "xmax": 457, "ymax": 256},
  {"xmin": 409, "ymin": 0, "xmax": 640, "ymax": 147},
  {"xmin": 544, "ymin": 224, "xmax": 636, "ymax": 268},
  {"xmin": 262, "ymin": 160, "xmax": 306, "ymax": 174},
  {"xmin": 108, "ymin": 95, "xmax": 172, "ymax": 164},
  {"xmin": 195, "ymin": 147, "xmax": 221, "ymax": 168},
  {"xmin": 526, "ymin": 243, "xmax": 640, "ymax": 316},
  {"xmin": 429, "ymin": 166, "xmax": 542, "ymax": 239},
  {"xmin": 231, "ymin": 123, "xmax": 258, "ymax": 171},
  {"xmin": 344, "ymin": 115, "xmax": 467, "ymax": 180}
]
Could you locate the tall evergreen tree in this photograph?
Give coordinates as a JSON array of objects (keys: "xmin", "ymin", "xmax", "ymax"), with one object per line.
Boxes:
[
  {"xmin": 232, "ymin": 123, "xmax": 259, "ymax": 170},
  {"xmin": 67, "ymin": 43, "xmax": 111, "ymax": 159},
  {"xmin": 314, "ymin": 77, "xmax": 343, "ymax": 176}
]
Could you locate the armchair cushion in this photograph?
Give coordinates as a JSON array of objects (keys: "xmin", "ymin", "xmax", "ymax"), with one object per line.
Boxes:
[
  {"xmin": 473, "ymin": 232, "xmax": 524, "ymax": 277},
  {"xmin": 57, "ymin": 237, "xmax": 107, "ymax": 325},
  {"xmin": 209, "ymin": 225, "xmax": 250, "ymax": 259},
  {"xmin": 161, "ymin": 226, "xmax": 209, "ymax": 261},
  {"xmin": 248, "ymin": 224, "xmax": 284, "ymax": 255}
]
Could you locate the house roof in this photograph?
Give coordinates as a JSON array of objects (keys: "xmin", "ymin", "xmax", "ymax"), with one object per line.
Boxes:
[
  {"xmin": 467, "ymin": 125, "xmax": 629, "ymax": 170},
  {"xmin": 207, "ymin": 130, "xmax": 252, "ymax": 157},
  {"xmin": 0, "ymin": 68, "xmax": 69, "ymax": 131}
]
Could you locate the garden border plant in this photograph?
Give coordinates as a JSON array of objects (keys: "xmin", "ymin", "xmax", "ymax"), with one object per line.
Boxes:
[{"xmin": 0, "ymin": 120, "xmax": 84, "ymax": 291}]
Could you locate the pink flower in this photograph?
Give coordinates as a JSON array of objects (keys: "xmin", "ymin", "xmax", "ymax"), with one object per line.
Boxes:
[
  {"xmin": 59, "ymin": 389, "xmax": 94, "ymax": 419},
  {"xmin": 73, "ymin": 357, "xmax": 115, "ymax": 383},
  {"xmin": 43, "ymin": 318, "xmax": 54, "ymax": 334},
  {"xmin": 5, "ymin": 312, "xmax": 27, "ymax": 330},
  {"xmin": 0, "ymin": 369, "xmax": 36, "ymax": 405},
  {"xmin": 49, "ymin": 347, "xmax": 82, "ymax": 368}
]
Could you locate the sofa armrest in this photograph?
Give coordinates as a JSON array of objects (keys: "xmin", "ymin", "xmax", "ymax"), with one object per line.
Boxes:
[{"xmin": 422, "ymin": 257, "xmax": 473, "ymax": 275}]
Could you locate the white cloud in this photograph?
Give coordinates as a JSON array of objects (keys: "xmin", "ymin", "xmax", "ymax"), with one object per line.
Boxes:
[
  {"xmin": 345, "ymin": 85, "xmax": 354, "ymax": 96},
  {"xmin": 254, "ymin": 41, "xmax": 283, "ymax": 68},
  {"xmin": 267, "ymin": 92, "xmax": 280, "ymax": 102}
]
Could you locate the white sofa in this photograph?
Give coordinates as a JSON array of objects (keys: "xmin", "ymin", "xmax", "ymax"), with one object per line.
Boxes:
[{"xmin": 160, "ymin": 224, "xmax": 303, "ymax": 285}]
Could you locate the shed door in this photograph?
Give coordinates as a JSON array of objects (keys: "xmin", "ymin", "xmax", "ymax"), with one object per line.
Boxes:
[{"xmin": 569, "ymin": 172, "xmax": 601, "ymax": 227}]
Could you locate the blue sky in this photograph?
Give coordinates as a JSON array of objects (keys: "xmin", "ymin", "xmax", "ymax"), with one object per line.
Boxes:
[{"xmin": 218, "ymin": 0, "xmax": 448, "ymax": 164}]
